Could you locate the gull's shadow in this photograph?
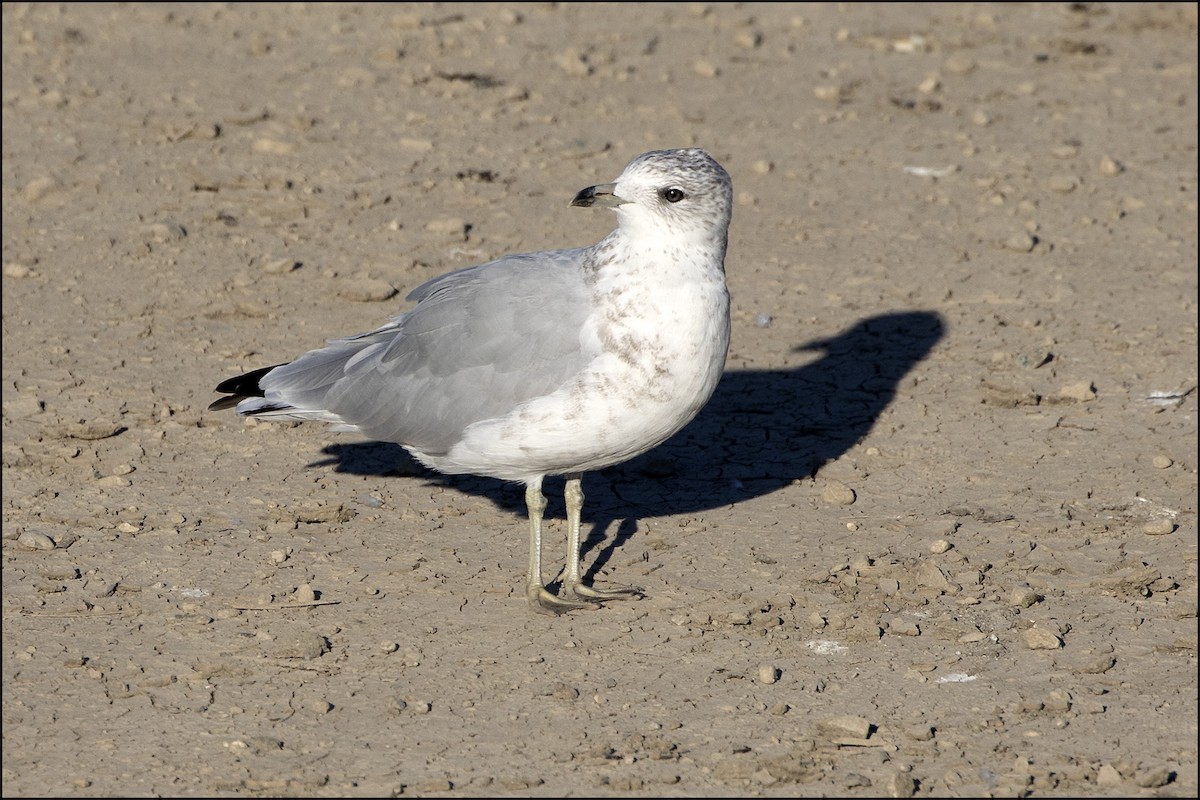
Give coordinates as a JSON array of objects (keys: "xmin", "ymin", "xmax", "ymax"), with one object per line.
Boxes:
[{"xmin": 314, "ymin": 311, "xmax": 945, "ymax": 579}]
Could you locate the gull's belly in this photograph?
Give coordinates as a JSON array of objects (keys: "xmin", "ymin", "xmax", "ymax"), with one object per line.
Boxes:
[{"xmin": 433, "ymin": 280, "xmax": 730, "ymax": 482}]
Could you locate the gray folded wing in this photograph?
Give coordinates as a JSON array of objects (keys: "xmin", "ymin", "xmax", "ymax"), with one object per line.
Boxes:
[{"xmin": 256, "ymin": 248, "xmax": 597, "ymax": 454}]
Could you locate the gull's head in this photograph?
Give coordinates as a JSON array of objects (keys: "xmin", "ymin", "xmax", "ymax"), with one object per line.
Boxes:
[{"xmin": 571, "ymin": 148, "xmax": 733, "ymax": 243}]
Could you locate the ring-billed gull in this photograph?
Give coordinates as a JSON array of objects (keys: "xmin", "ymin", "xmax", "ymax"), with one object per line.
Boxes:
[{"xmin": 210, "ymin": 148, "xmax": 733, "ymax": 615}]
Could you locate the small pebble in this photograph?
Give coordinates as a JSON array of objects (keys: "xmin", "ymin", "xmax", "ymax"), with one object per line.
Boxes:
[
  {"xmin": 1142, "ymin": 519, "xmax": 1176, "ymax": 536},
  {"xmin": 722, "ymin": 610, "xmax": 752, "ymax": 626},
  {"xmin": 1004, "ymin": 231, "xmax": 1036, "ymax": 252},
  {"xmin": 96, "ymin": 475, "xmax": 130, "ymax": 488},
  {"xmin": 821, "ymin": 481, "xmax": 856, "ymax": 506},
  {"xmin": 22, "ymin": 176, "xmax": 61, "ymax": 203},
  {"xmin": 692, "ymin": 60, "xmax": 719, "ymax": 78},
  {"xmin": 4, "ymin": 263, "xmax": 33, "ymax": 278},
  {"xmin": 1134, "ymin": 766, "xmax": 1174, "ymax": 788},
  {"xmin": 336, "ymin": 276, "xmax": 398, "ymax": 302},
  {"xmin": 276, "ymin": 633, "xmax": 329, "ymax": 660},
  {"xmin": 734, "ymin": 30, "xmax": 763, "ymax": 49},
  {"xmin": 1057, "ymin": 381, "xmax": 1096, "ymax": 401},
  {"xmin": 751, "ymin": 159, "xmax": 773, "ymax": 175},
  {"xmin": 294, "ymin": 583, "xmax": 317, "ymax": 603},
  {"xmin": 754, "ymin": 312, "xmax": 773, "ymax": 328},
  {"xmin": 816, "ymin": 715, "xmax": 872, "ymax": 740},
  {"xmin": 1044, "ymin": 688, "xmax": 1072, "ymax": 712},
  {"xmin": 252, "ymin": 138, "xmax": 293, "ymax": 155},
  {"xmin": 1023, "ymin": 627, "xmax": 1063, "ymax": 650},
  {"xmin": 18, "ymin": 530, "xmax": 56, "ymax": 550},
  {"xmin": 1152, "ymin": 455, "xmax": 1173, "ymax": 469},
  {"xmin": 261, "ymin": 257, "xmax": 299, "ymax": 275},
  {"xmin": 844, "ymin": 772, "xmax": 872, "ymax": 789},
  {"xmin": 1096, "ymin": 763, "xmax": 1123, "ymax": 786},
  {"xmin": 904, "ymin": 724, "xmax": 935, "ymax": 741},
  {"xmin": 757, "ymin": 664, "xmax": 780, "ymax": 684},
  {"xmin": 892, "ymin": 34, "xmax": 928, "ymax": 53},
  {"xmin": 1009, "ymin": 587, "xmax": 1039, "ymax": 608},
  {"xmin": 424, "ymin": 217, "xmax": 467, "ymax": 238},
  {"xmin": 930, "ymin": 539, "xmax": 952, "ymax": 554},
  {"xmin": 944, "ymin": 54, "xmax": 977, "ymax": 74},
  {"xmin": 914, "ymin": 561, "xmax": 953, "ymax": 590},
  {"xmin": 887, "ymin": 770, "xmax": 917, "ymax": 798},
  {"xmin": 1047, "ymin": 174, "xmax": 1078, "ymax": 193},
  {"xmin": 555, "ymin": 48, "xmax": 592, "ymax": 77},
  {"xmin": 1099, "ymin": 154, "xmax": 1125, "ymax": 176},
  {"xmin": 139, "ymin": 220, "xmax": 187, "ymax": 242},
  {"xmin": 552, "ymin": 683, "xmax": 580, "ymax": 701},
  {"xmin": 1074, "ymin": 652, "xmax": 1117, "ymax": 675}
]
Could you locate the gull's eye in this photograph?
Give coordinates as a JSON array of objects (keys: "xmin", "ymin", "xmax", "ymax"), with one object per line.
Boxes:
[{"xmin": 660, "ymin": 187, "xmax": 686, "ymax": 203}]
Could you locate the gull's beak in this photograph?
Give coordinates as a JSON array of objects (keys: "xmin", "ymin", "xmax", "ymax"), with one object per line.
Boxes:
[{"xmin": 570, "ymin": 182, "xmax": 628, "ymax": 208}]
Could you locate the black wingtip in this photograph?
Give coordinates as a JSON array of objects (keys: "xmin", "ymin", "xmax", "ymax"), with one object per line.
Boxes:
[{"xmin": 210, "ymin": 363, "xmax": 285, "ymax": 411}]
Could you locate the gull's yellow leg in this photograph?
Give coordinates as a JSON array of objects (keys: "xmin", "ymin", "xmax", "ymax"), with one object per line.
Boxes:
[
  {"xmin": 562, "ymin": 474, "xmax": 643, "ymax": 604},
  {"xmin": 525, "ymin": 478, "xmax": 592, "ymax": 615}
]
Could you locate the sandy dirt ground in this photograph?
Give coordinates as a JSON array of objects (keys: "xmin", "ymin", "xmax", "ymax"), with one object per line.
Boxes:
[{"xmin": 3, "ymin": 3, "xmax": 1197, "ymax": 797}]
